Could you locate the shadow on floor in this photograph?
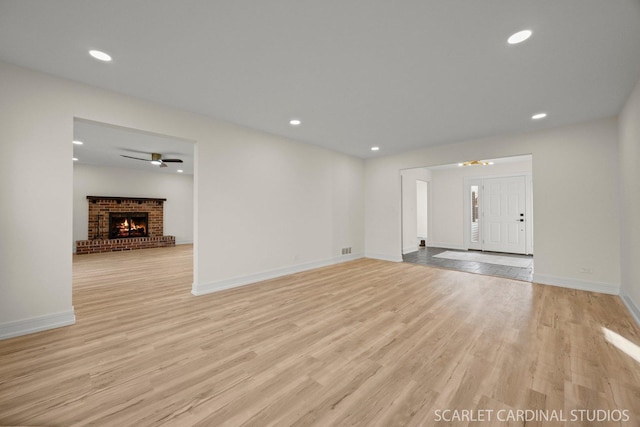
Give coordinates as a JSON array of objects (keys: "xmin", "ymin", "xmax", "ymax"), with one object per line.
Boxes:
[{"xmin": 403, "ymin": 246, "xmax": 533, "ymax": 282}]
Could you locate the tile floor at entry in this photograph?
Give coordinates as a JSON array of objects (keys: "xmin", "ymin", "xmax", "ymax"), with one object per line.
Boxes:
[{"xmin": 403, "ymin": 246, "xmax": 533, "ymax": 282}]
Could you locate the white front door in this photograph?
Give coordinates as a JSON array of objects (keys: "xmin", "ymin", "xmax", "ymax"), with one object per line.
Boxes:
[{"xmin": 482, "ymin": 176, "xmax": 526, "ymax": 254}]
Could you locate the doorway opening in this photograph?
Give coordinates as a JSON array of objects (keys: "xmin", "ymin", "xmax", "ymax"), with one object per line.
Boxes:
[
  {"xmin": 401, "ymin": 154, "xmax": 533, "ymax": 281},
  {"xmin": 71, "ymin": 118, "xmax": 196, "ymax": 310}
]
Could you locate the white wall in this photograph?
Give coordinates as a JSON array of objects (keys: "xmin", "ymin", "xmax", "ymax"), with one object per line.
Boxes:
[
  {"xmin": 619, "ymin": 76, "xmax": 640, "ymax": 324},
  {"xmin": 0, "ymin": 61, "xmax": 364, "ymax": 339},
  {"xmin": 400, "ymin": 168, "xmax": 430, "ymax": 254},
  {"xmin": 73, "ymin": 164, "xmax": 194, "ymax": 248},
  {"xmin": 428, "ymin": 160, "xmax": 532, "ymax": 250},
  {"xmin": 365, "ymin": 118, "xmax": 621, "ymax": 294}
]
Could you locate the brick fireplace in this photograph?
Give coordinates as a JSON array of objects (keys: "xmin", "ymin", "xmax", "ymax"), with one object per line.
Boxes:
[{"xmin": 76, "ymin": 196, "xmax": 175, "ymax": 254}]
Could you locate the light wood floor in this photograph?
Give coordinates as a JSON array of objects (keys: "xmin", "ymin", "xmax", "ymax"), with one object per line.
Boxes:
[{"xmin": 1, "ymin": 245, "xmax": 639, "ymax": 426}]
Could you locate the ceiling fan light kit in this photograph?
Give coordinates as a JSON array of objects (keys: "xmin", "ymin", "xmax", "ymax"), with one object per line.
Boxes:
[{"xmin": 120, "ymin": 152, "xmax": 184, "ymax": 168}]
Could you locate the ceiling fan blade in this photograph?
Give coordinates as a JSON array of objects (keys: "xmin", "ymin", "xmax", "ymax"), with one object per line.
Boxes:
[
  {"xmin": 120, "ymin": 148, "xmax": 153, "ymax": 155},
  {"xmin": 160, "ymin": 158, "xmax": 183, "ymax": 163},
  {"xmin": 121, "ymin": 155, "xmax": 150, "ymax": 161},
  {"xmin": 159, "ymin": 162, "xmax": 168, "ymax": 168}
]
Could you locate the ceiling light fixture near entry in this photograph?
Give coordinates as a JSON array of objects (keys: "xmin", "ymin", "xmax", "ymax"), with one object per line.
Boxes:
[
  {"xmin": 371, "ymin": 146, "xmax": 380, "ymax": 151},
  {"xmin": 531, "ymin": 112, "xmax": 547, "ymax": 120},
  {"xmin": 89, "ymin": 49, "xmax": 112, "ymax": 62},
  {"xmin": 459, "ymin": 160, "xmax": 492, "ymax": 166},
  {"xmin": 508, "ymin": 30, "xmax": 532, "ymax": 45},
  {"xmin": 289, "ymin": 119, "xmax": 301, "ymax": 126}
]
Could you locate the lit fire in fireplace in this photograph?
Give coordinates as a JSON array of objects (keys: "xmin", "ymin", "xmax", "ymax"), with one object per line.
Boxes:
[
  {"xmin": 109, "ymin": 213, "xmax": 149, "ymax": 238},
  {"xmin": 116, "ymin": 219, "xmax": 146, "ymax": 236}
]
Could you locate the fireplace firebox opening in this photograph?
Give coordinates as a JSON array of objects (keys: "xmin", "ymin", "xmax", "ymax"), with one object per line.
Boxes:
[{"xmin": 109, "ymin": 212, "xmax": 149, "ymax": 239}]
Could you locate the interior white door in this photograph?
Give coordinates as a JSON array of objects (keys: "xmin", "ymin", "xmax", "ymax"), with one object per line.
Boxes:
[{"xmin": 482, "ymin": 176, "xmax": 526, "ymax": 254}]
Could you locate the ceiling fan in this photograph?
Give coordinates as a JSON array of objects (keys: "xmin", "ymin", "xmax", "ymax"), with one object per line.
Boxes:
[{"xmin": 120, "ymin": 152, "xmax": 183, "ymax": 168}]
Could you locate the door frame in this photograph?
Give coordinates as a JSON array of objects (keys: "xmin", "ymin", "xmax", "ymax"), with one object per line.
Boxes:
[{"xmin": 463, "ymin": 173, "xmax": 533, "ymax": 255}]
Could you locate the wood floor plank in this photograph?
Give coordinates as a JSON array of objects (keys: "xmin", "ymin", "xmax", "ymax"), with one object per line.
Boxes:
[{"xmin": 1, "ymin": 244, "xmax": 639, "ymax": 426}]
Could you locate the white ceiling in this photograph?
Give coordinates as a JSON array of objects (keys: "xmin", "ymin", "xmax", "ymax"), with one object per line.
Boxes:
[
  {"xmin": 2, "ymin": 0, "xmax": 640, "ymax": 159},
  {"xmin": 73, "ymin": 119, "xmax": 194, "ymax": 175}
]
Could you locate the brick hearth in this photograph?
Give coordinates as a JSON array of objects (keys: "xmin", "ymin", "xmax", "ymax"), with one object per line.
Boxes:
[
  {"xmin": 76, "ymin": 236, "xmax": 175, "ymax": 254},
  {"xmin": 76, "ymin": 196, "xmax": 176, "ymax": 254}
]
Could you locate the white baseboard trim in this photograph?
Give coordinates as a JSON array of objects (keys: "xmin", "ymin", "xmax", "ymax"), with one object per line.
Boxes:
[
  {"xmin": 365, "ymin": 252, "xmax": 403, "ymax": 263},
  {"xmin": 620, "ymin": 292, "xmax": 640, "ymax": 327},
  {"xmin": 192, "ymin": 253, "xmax": 364, "ymax": 296},
  {"xmin": 176, "ymin": 240, "xmax": 194, "ymax": 245},
  {"xmin": 0, "ymin": 308, "xmax": 76, "ymax": 340},
  {"xmin": 428, "ymin": 243, "xmax": 467, "ymax": 251},
  {"xmin": 532, "ymin": 273, "xmax": 619, "ymax": 295},
  {"xmin": 402, "ymin": 245, "xmax": 419, "ymax": 255}
]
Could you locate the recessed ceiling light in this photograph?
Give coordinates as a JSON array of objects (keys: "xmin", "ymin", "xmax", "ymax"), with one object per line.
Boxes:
[
  {"xmin": 371, "ymin": 146, "xmax": 380, "ymax": 151},
  {"xmin": 73, "ymin": 157, "xmax": 78, "ymax": 161},
  {"xmin": 531, "ymin": 112, "xmax": 547, "ymax": 120},
  {"xmin": 508, "ymin": 30, "xmax": 532, "ymax": 45},
  {"xmin": 289, "ymin": 119, "xmax": 301, "ymax": 126},
  {"xmin": 72, "ymin": 140, "xmax": 83, "ymax": 145},
  {"xmin": 177, "ymin": 169, "xmax": 184, "ymax": 173},
  {"xmin": 89, "ymin": 49, "xmax": 112, "ymax": 62},
  {"xmin": 488, "ymin": 162, "xmax": 495, "ymax": 165}
]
